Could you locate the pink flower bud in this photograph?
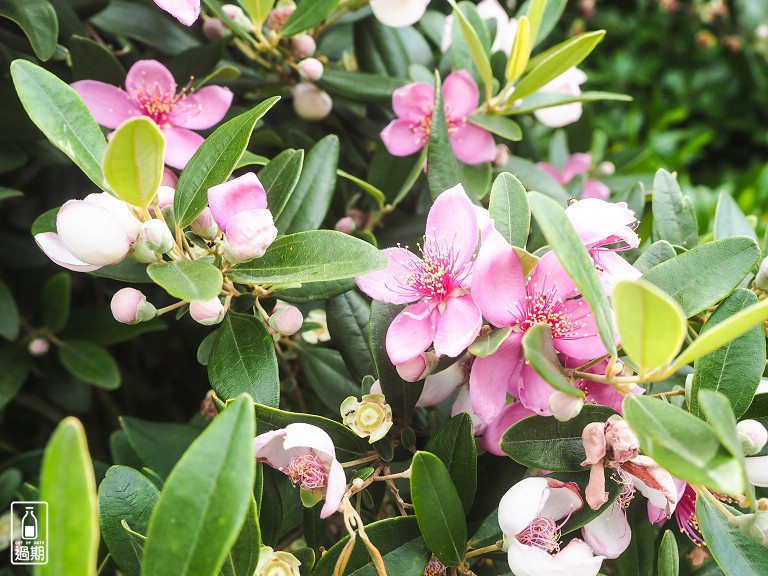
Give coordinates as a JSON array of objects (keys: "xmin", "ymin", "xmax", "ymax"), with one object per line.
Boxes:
[
  {"xmin": 191, "ymin": 207, "xmax": 220, "ymax": 240},
  {"xmin": 266, "ymin": 5, "xmax": 295, "ymax": 30},
  {"xmin": 140, "ymin": 220, "xmax": 174, "ymax": 254},
  {"xmin": 292, "ymin": 82, "xmax": 332, "ymax": 121},
  {"xmin": 756, "ymin": 258, "xmax": 768, "ymax": 290},
  {"xmin": 111, "ymin": 288, "xmax": 156, "ymax": 325},
  {"xmin": 223, "ymin": 209, "xmax": 277, "ymax": 263},
  {"xmin": 492, "ymin": 144, "xmax": 510, "ymax": 168},
  {"xmin": 269, "ymin": 304, "xmax": 303, "ymax": 335},
  {"xmin": 396, "ymin": 352, "xmax": 437, "ymax": 382},
  {"xmin": 334, "ymin": 216, "xmax": 356, "ymax": 234},
  {"xmin": 297, "ymin": 57, "xmax": 323, "ymax": 81},
  {"xmin": 207, "ymin": 172, "xmax": 268, "ymax": 233},
  {"xmin": 738, "ymin": 419, "xmax": 768, "ymax": 455},
  {"xmin": 222, "ymin": 4, "xmax": 251, "ymax": 28},
  {"xmin": 292, "ymin": 34, "xmax": 317, "ymax": 58},
  {"xmin": 203, "ymin": 17, "xmax": 228, "ymax": 41},
  {"xmin": 597, "ymin": 161, "xmax": 616, "ymax": 176},
  {"xmin": 190, "ymin": 297, "xmax": 226, "ymax": 326},
  {"xmin": 27, "ymin": 338, "xmax": 49, "ymax": 356},
  {"xmin": 548, "ymin": 392, "xmax": 584, "ymax": 422}
]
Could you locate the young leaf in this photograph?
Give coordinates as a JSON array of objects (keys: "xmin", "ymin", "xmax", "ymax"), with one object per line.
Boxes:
[
  {"xmin": 58, "ymin": 340, "xmax": 121, "ymax": 390},
  {"xmin": 103, "ymin": 117, "xmax": 165, "ymax": 209},
  {"xmin": 505, "ymin": 15, "xmax": 531, "ymax": 82},
  {"xmin": 238, "ymin": 0, "xmax": 274, "ymax": 27},
  {"xmin": 411, "ymin": 451, "xmax": 468, "ymax": 566},
  {"xmin": 279, "ymin": 0, "xmax": 337, "ymax": 37},
  {"xmin": 424, "ymin": 413, "xmax": 478, "ymax": 513},
  {"xmin": 522, "ymin": 324, "xmax": 583, "ymax": 397},
  {"xmin": 147, "ymin": 260, "xmax": 223, "ymax": 302},
  {"xmin": 657, "ymin": 530, "xmax": 679, "ymax": 576},
  {"xmin": 427, "ymin": 71, "xmax": 461, "ymax": 201},
  {"xmin": 0, "ymin": 0, "xmax": 59, "ymax": 60},
  {"xmin": 651, "ymin": 169, "xmax": 698, "ymax": 249},
  {"xmin": 697, "ymin": 499, "xmax": 768, "ymax": 575},
  {"xmin": 612, "ymin": 279, "xmax": 687, "ymax": 373},
  {"xmin": 142, "ymin": 396, "xmax": 256, "ymax": 576},
  {"xmin": 469, "ymin": 326, "xmax": 513, "ymax": 358}
]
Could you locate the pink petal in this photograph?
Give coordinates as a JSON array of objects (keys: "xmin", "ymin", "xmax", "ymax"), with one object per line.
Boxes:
[
  {"xmin": 565, "ymin": 198, "xmax": 638, "ymax": 248},
  {"xmin": 380, "ymin": 118, "xmax": 426, "ymax": 157},
  {"xmin": 451, "ymin": 386, "xmax": 486, "ymax": 434},
  {"xmin": 498, "ymin": 477, "xmax": 549, "ymax": 536},
  {"xmin": 426, "ymin": 184, "xmax": 479, "ymax": 269},
  {"xmin": 528, "ymin": 250, "xmax": 578, "ymax": 303},
  {"xmin": 581, "ymin": 422, "xmax": 607, "ymax": 466},
  {"xmin": 207, "ymin": 172, "xmax": 268, "ymax": 232},
  {"xmin": 162, "ymin": 126, "xmax": 204, "ymax": 169},
  {"xmin": 592, "ymin": 251, "xmax": 641, "ymax": 296},
  {"xmin": 585, "ymin": 462, "xmax": 608, "ymax": 511},
  {"xmin": 418, "ymin": 362, "xmax": 466, "ymax": 407},
  {"xmin": 540, "ymin": 479, "xmax": 584, "ymax": 521},
  {"xmin": 624, "ymin": 455, "xmax": 678, "ymax": 517},
  {"xmin": 582, "ymin": 502, "xmax": 631, "ymax": 560},
  {"xmin": 153, "ymin": 0, "xmax": 200, "ymax": 25},
  {"xmin": 385, "ymin": 301, "xmax": 438, "ymax": 365},
  {"xmin": 283, "ymin": 423, "xmax": 337, "ymax": 458},
  {"xmin": 534, "ymin": 102, "xmax": 583, "ymax": 128},
  {"xmin": 470, "ymin": 332, "xmax": 523, "ymax": 423},
  {"xmin": 392, "ymin": 82, "xmax": 434, "ymax": 121},
  {"xmin": 161, "ymin": 168, "xmax": 178, "ymax": 188},
  {"xmin": 535, "ymin": 162, "xmax": 564, "ymax": 184},
  {"xmin": 555, "ymin": 298, "xmax": 607, "ymax": 358},
  {"xmin": 126, "ymin": 59, "xmax": 177, "ymax": 99},
  {"xmin": 480, "ymin": 401, "xmax": 535, "ymax": 456},
  {"xmin": 451, "ymin": 121, "xmax": 496, "ymax": 165},
  {"xmin": 561, "ymin": 153, "xmax": 592, "ymax": 182},
  {"xmin": 442, "ymin": 70, "xmax": 479, "ymax": 120},
  {"xmin": 172, "ymin": 86, "xmax": 234, "ymax": 130},
  {"xmin": 34, "ymin": 232, "xmax": 102, "ymax": 272},
  {"xmin": 433, "ymin": 295, "xmax": 482, "ymax": 358},
  {"xmin": 253, "ymin": 429, "xmax": 298, "ymax": 470},
  {"xmin": 746, "ymin": 455, "xmax": 768, "ymax": 487},
  {"xmin": 471, "ymin": 225, "xmax": 526, "ymax": 327},
  {"xmin": 518, "ymin": 363, "xmax": 555, "ymax": 416},
  {"xmin": 70, "ymin": 81, "xmax": 136, "ymax": 129},
  {"xmin": 553, "ymin": 539, "xmax": 604, "ymax": 576},
  {"xmin": 320, "ymin": 459, "xmax": 346, "ymax": 518},
  {"xmin": 355, "ymin": 247, "xmax": 422, "ymax": 305},
  {"xmin": 582, "ymin": 180, "xmax": 610, "ymax": 201}
]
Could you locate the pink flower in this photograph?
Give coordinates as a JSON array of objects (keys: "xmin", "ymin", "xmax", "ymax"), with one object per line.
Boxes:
[
  {"xmin": 499, "ymin": 477, "xmax": 604, "ymax": 576},
  {"xmin": 72, "ymin": 60, "xmax": 233, "ymax": 169},
  {"xmin": 648, "ymin": 481, "xmax": 704, "ymax": 545},
  {"xmin": 254, "ymin": 423, "xmax": 346, "ymax": 519},
  {"xmin": 356, "ymin": 186, "xmax": 483, "ymax": 364},
  {"xmin": 564, "ymin": 358, "xmax": 645, "ymax": 414},
  {"xmin": 469, "ymin": 226, "xmax": 606, "ymax": 421},
  {"xmin": 537, "ymin": 153, "xmax": 610, "ymax": 201},
  {"xmin": 380, "ymin": 71, "xmax": 496, "ymax": 165},
  {"xmin": 480, "ymin": 402, "xmax": 537, "ymax": 456},
  {"xmin": 565, "ymin": 198, "xmax": 642, "ymax": 295},
  {"xmin": 152, "ymin": 0, "xmax": 199, "ymax": 25},
  {"xmin": 533, "ymin": 68, "xmax": 588, "ymax": 128}
]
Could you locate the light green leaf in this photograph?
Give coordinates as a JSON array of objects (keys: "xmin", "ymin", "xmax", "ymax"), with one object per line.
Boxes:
[
  {"xmin": 613, "ymin": 279, "xmax": 686, "ymax": 373},
  {"xmin": 147, "ymin": 260, "xmax": 223, "ymax": 302},
  {"xmin": 504, "ymin": 91, "xmax": 633, "ymax": 115},
  {"xmin": 103, "ymin": 117, "xmax": 165, "ymax": 208},
  {"xmin": 39, "ymin": 417, "xmax": 99, "ymax": 576},
  {"xmin": 221, "ymin": 496, "xmax": 260, "ymax": 576},
  {"xmin": 280, "ymin": 0, "xmax": 337, "ymax": 36},
  {"xmin": 522, "ymin": 324, "xmax": 583, "ymax": 397},
  {"xmin": 651, "ymin": 169, "xmax": 698, "ymax": 249},
  {"xmin": 521, "ymin": 0, "xmax": 546, "ymax": 45},
  {"xmin": 714, "ymin": 190, "xmax": 757, "ymax": 241},
  {"xmin": 469, "ymin": 327, "xmax": 513, "ymax": 358},
  {"xmin": 238, "ymin": 0, "xmax": 274, "ymax": 27},
  {"xmin": 427, "ymin": 72, "xmax": 461, "ymax": 201},
  {"xmin": 0, "ymin": 0, "xmax": 59, "ymax": 60},
  {"xmin": 58, "ymin": 340, "xmax": 121, "ymax": 389},
  {"xmin": 142, "ymin": 396, "xmax": 255, "ymax": 576},
  {"xmin": 337, "ymin": 169, "xmax": 386, "ymax": 209},
  {"xmin": 697, "ymin": 499, "xmax": 768, "ymax": 575},
  {"xmin": 657, "ymin": 530, "xmax": 679, "ymax": 576},
  {"xmin": 632, "ymin": 240, "xmax": 676, "ymax": 274},
  {"xmin": 505, "ymin": 15, "xmax": 531, "ymax": 82},
  {"xmin": 468, "ymin": 114, "xmax": 522, "ymax": 141}
]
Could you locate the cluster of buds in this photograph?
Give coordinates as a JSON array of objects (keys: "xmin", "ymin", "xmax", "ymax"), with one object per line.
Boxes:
[{"xmin": 340, "ymin": 394, "xmax": 393, "ymax": 443}]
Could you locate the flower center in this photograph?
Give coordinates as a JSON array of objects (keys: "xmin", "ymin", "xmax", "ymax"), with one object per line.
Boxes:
[
  {"xmin": 517, "ymin": 276, "xmax": 590, "ymax": 340},
  {"xmin": 132, "ymin": 79, "xmax": 192, "ymax": 126},
  {"xmin": 357, "ymin": 404, "xmax": 385, "ymax": 431},
  {"xmin": 516, "ymin": 516, "xmax": 560, "ymax": 553},
  {"xmin": 398, "ymin": 239, "xmax": 469, "ymax": 302},
  {"xmin": 613, "ymin": 466, "xmax": 636, "ymax": 509},
  {"xmin": 675, "ymin": 484, "xmax": 705, "ymax": 545},
  {"xmin": 286, "ymin": 454, "xmax": 327, "ymax": 490}
]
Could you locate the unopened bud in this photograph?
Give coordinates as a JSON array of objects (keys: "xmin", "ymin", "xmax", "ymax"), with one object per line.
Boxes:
[
  {"xmin": 255, "ymin": 546, "xmax": 301, "ymax": 576},
  {"xmin": 190, "ymin": 298, "xmax": 226, "ymax": 326},
  {"xmin": 110, "ymin": 288, "xmax": 156, "ymax": 325},
  {"xmin": 755, "ymin": 258, "xmax": 768, "ymax": 290},
  {"xmin": 597, "ymin": 161, "xmax": 615, "ymax": 176},
  {"xmin": 396, "ymin": 352, "xmax": 438, "ymax": 382},
  {"xmin": 223, "ymin": 209, "xmax": 278, "ymax": 263},
  {"xmin": 222, "ymin": 4, "xmax": 252, "ymax": 28},
  {"xmin": 738, "ymin": 419, "xmax": 768, "ymax": 455},
  {"xmin": 340, "ymin": 394, "xmax": 393, "ymax": 443},
  {"xmin": 27, "ymin": 338, "xmax": 49, "ymax": 356},
  {"xmin": 297, "ymin": 57, "xmax": 323, "ymax": 80},
  {"xmin": 492, "ymin": 144, "xmax": 510, "ymax": 168},
  {"xmin": 266, "ymin": 5, "xmax": 295, "ymax": 31},
  {"xmin": 757, "ymin": 24, "xmax": 768, "ymax": 39},
  {"xmin": 190, "ymin": 207, "xmax": 220, "ymax": 240},
  {"xmin": 334, "ymin": 216, "xmax": 356, "ymax": 234},
  {"xmin": 733, "ymin": 510, "xmax": 768, "ymax": 546},
  {"xmin": 155, "ymin": 185, "xmax": 176, "ymax": 209},
  {"xmin": 292, "ymin": 82, "xmax": 332, "ymax": 121},
  {"xmin": 291, "ymin": 34, "xmax": 317, "ymax": 58},
  {"xmin": 268, "ymin": 304, "xmax": 303, "ymax": 335},
  {"xmin": 203, "ymin": 17, "xmax": 229, "ymax": 41},
  {"xmin": 548, "ymin": 391, "xmax": 584, "ymax": 422},
  {"xmin": 140, "ymin": 220, "xmax": 174, "ymax": 254}
]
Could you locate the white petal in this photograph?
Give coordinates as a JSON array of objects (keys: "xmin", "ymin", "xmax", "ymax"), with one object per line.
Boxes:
[
  {"xmin": 34, "ymin": 232, "xmax": 102, "ymax": 272},
  {"xmin": 539, "ymin": 480, "xmax": 584, "ymax": 522},
  {"xmin": 746, "ymin": 455, "xmax": 768, "ymax": 487},
  {"xmin": 283, "ymin": 423, "xmax": 337, "ymax": 459},
  {"xmin": 418, "ymin": 362, "xmax": 465, "ymax": 407},
  {"xmin": 507, "ymin": 539, "xmax": 571, "ymax": 576},
  {"xmin": 554, "ymin": 539, "xmax": 605, "ymax": 576},
  {"xmin": 498, "ymin": 477, "xmax": 548, "ymax": 536},
  {"xmin": 56, "ymin": 200, "xmax": 132, "ymax": 266},
  {"xmin": 370, "ymin": 0, "xmax": 430, "ymax": 27},
  {"xmin": 582, "ymin": 502, "xmax": 631, "ymax": 559}
]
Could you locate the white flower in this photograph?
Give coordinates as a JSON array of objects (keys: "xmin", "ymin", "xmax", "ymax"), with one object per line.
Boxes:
[{"xmin": 370, "ymin": 0, "xmax": 430, "ymax": 28}]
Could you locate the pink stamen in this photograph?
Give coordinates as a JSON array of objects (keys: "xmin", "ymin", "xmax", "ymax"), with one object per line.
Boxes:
[
  {"xmin": 674, "ymin": 484, "xmax": 705, "ymax": 545},
  {"xmin": 613, "ymin": 466, "xmax": 636, "ymax": 509},
  {"xmin": 516, "ymin": 516, "xmax": 561, "ymax": 553},
  {"xmin": 393, "ymin": 235, "xmax": 471, "ymax": 303},
  {"xmin": 130, "ymin": 74, "xmax": 197, "ymax": 126},
  {"xmin": 286, "ymin": 453, "xmax": 327, "ymax": 490},
  {"xmin": 512, "ymin": 272, "xmax": 591, "ymax": 340}
]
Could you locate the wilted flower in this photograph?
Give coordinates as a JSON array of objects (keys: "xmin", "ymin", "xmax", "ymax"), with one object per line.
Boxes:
[
  {"xmin": 292, "ymin": 83, "xmax": 333, "ymax": 121},
  {"xmin": 537, "ymin": 153, "xmax": 610, "ymax": 201},
  {"xmin": 255, "ymin": 546, "xmax": 302, "ymax": 576},
  {"xmin": 649, "ymin": 480, "xmax": 703, "ymax": 545},
  {"xmin": 380, "ymin": 71, "xmax": 496, "ymax": 165},
  {"xmin": 72, "ymin": 60, "xmax": 233, "ymax": 169},
  {"xmin": 370, "ymin": 0, "xmax": 430, "ymax": 28},
  {"xmin": 190, "ymin": 297, "xmax": 225, "ymax": 326},
  {"xmin": 254, "ymin": 423, "xmax": 346, "ymax": 518},
  {"xmin": 269, "ymin": 303, "xmax": 304, "ymax": 336},
  {"xmin": 301, "ymin": 309, "xmax": 331, "ymax": 344},
  {"xmin": 111, "ymin": 288, "xmax": 157, "ymax": 325},
  {"xmin": 152, "ymin": 0, "xmax": 199, "ymax": 26},
  {"xmin": 533, "ymin": 68, "xmax": 588, "ymax": 128},
  {"xmin": 340, "ymin": 394, "xmax": 393, "ymax": 443}
]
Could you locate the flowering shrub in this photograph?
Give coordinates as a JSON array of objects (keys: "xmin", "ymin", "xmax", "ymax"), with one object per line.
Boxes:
[{"xmin": 2, "ymin": 1, "xmax": 768, "ymax": 575}]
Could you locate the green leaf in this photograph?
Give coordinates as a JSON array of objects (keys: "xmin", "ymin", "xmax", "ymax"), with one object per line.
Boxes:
[
  {"xmin": 99, "ymin": 466, "xmax": 160, "ymax": 576},
  {"xmin": 143, "ymin": 396, "xmax": 255, "ymax": 576},
  {"xmin": 467, "ymin": 114, "xmax": 522, "ymax": 141},
  {"xmin": 657, "ymin": 530, "xmax": 679, "ymax": 576},
  {"xmin": 0, "ymin": 0, "xmax": 59, "ymax": 60},
  {"xmin": 368, "ymin": 146, "xmax": 426, "ymax": 206},
  {"xmin": 40, "ymin": 272, "xmax": 71, "ymax": 333},
  {"xmin": 239, "ymin": 0, "xmax": 274, "ymax": 27},
  {"xmin": 528, "ymin": 192, "xmax": 617, "ymax": 355},
  {"xmin": 277, "ymin": 279, "xmax": 356, "ymax": 303},
  {"xmin": 449, "ymin": 0, "xmax": 494, "ymax": 99},
  {"xmin": 411, "ymin": 451, "xmax": 468, "ymax": 566},
  {"xmin": 424, "ymin": 413, "xmax": 477, "ymax": 513},
  {"xmin": 500, "ymin": 405, "xmax": 616, "ymax": 471},
  {"xmin": 312, "ymin": 517, "xmax": 430, "ymax": 576},
  {"xmin": 0, "ymin": 344, "xmax": 30, "ymax": 410},
  {"xmin": 174, "ymin": 98, "xmax": 279, "ymax": 227},
  {"xmin": 326, "ymin": 291, "xmax": 377, "ymax": 382},
  {"xmin": 279, "ymin": 0, "xmax": 337, "ymax": 36},
  {"xmin": 505, "ymin": 15, "xmax": 531, "ymax": 82},
  {"xmin": 489, "ymin": 173, "xmax": 529, "ymax": 249},
  {"xmin": 69, "ymin": 35, "xmax": 125, "ymax": 85},
  {"xmin": 427, "ymin": 72, "xmax": 461, "ymax": 201},
  {"xmin": 318, "ymin": 70, "xmax": 409, "ymax": 104},
  {"xmin": 651, "ymin": 169, "xmax": 698, "ymax": 249},
  {"xmin": 0, "ymin": 279, "xmax": 19, "ymax": 340},
  {"xmin": 522, "ymin": 324, "xmax": 583, "ymax": 397},
  {"xmin": 642, "ymin": 236, "xmax": 760, "ymax": 317},
  {"xmin": 121, "ymin": 417, "xmax": 201, "ymax": 478},
  {"xmin": 613, "ymin": 279, "xmax": 687, "ymax": 373},
  {"xmin": 298, "ymin": 346, "xmax": 359, "ymax": 414},
  {"xmin": 469, "ymin": 326, "xmax": 513, "ymax": 358},
  {"xmin": 697, "ymin": 499, "xmax": 768, "ymax": 575},
  {"xmin": 103, "ymin": 117, "xmax": 165, "ymax": 208},
  {"xmin": 338, "ymin": 169, "xmax": 387, "ymax": 209},
  {"xmin": 147, "ymin": 260, "xmax": 223, "ymax": 302},
  {"xmin": 274, "ymin": 135, "xmax": 339, "ymax": 234},
  {"xmin": 504, "ymin": 91, "xmax": 633, "ymax": 115},
  {"xmin": 39, "ymin": 417, "xmax": 99, "ymax": 576},
  {"xmin": 632, "ymin": 240, "xmax": 676, "ymax": 274},
  {"xmin": 500, "ymin": 156, "xmax": 568, "ymax": 202},
  {"xmin": 260, "ymin": 149, "xmax": 304, "ymax": 221},
  {"xmin": 221, "ymin": 496, "xmax": 261, "ymax": 576},
  {"xmin": 689, "ymin": 289, "xmax": 765, "ymax": 419},
  {"xmin": 0, "ymin": 186, "xmax": 23, "ymax": 201},
  {"xmin": 58, "ymin": 340, "xmax": 121, "ymax": 389},
  {"xmin": 714, "ymin": 190, "xmax": 757, "ymax": 241},
  {"xmin": 229, "ymin": 231, "xmax": 387, "ymax": 286},
  {"xmin": 10, "ymin": 59, "xmax": 108, "ymax": 190},
  {"xmin": 208, "ymin": 313, "xmax": 279, "ymax": 406},
  {"xmin": 622, "ymin": 395, "xmax": 743, "ymax": 495}
]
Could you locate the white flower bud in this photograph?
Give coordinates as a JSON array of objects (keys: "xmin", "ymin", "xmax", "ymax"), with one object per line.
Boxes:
[
  {"xmin": 27, "ymin": 338, "xmax": 49, "ymax": 356},
  {"xmin": 755, "ymin": 258, "xmax": 768, "ymax": 290},
  {"xmin": 598, "ymin": 161, "xmax": 616, "ymax": 176},
  {"xmin": 268, "ymin": 304, "xmax": 303, "ymax": 335},
  {"xmin": 297, "ymin": 57, "xmax": 323, "ymax": 81},
  {"xmin": 190, "ymin": 207, "xmax": 220, "ymax": 240},
  {"xmin": 140, "ymin": 220, "xmax": 174, "ymax": 254},
  {"xmin": 738, "ymin": 419, "xmax": 768, "ymax": 455},
  {"xmin": 111, "ymin": 288, "xmax": 156, "ymax": 325},
  {"xmin": 56, "ymin": 199, "xmax": 135, "ymax": 266},
  {"xmin": 83, "ymin": 193, "xmax": 142, "ymax": 239},
  {"xmin": 222, "ymin": 4, "xmax": 252, "ymax": 28},
  {"xmin": 292, "ymin": 82, "xmax": 332, "ymax": 121},
  {"xmin": 223, "ymin": 209, "xmax": 278, "ymax": 263},
  {"xmin": 291, "ymin": 34, "xmax": 317, "ymax": 58},
  {"xmin": 548, "ymin": 391, "xmax": 585, "ymax": 422},
  {"xmin": 190, "ymin": 297, "xmax": 226, "ymax": 326}
]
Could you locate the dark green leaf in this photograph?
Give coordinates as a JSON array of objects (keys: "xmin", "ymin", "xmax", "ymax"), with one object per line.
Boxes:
[
  {"xmin": 40, "ymin": 272, "xmax": 71, "ymax": 333},
  {"xmin": 221, "ymin": 496, "xmax": 260, "ymax": 576},
  {"xmin": 657, "ymin": 530, "xmax": 679, "ymax": 576},
  {"xmin": 277, "ymin": 279, "xmax": 356, "ymax": 303},
  {"xmin": 427, "ymin": 72, "xmax": 461, "ymax": 201},
  {"xmin": 0, "ymin": 343, "xmax": 30, "ymax": 411},
  {"xmin": 69, "ymin": 35, "xmax": 125, "ymax": 84},
  {"xmin": 260, "ymin": 149, "xmax": 304, "ymax": 221},
  {"xmin": 58, "ymin": 340, "xmax": 121, "ymax": 389},
  {"xmin": 0, "ymin": 0, "xmax": 59, "ymax": 60},
  {"xmin": 424, "ymin": 413, "xmax": 477, "ymax": 513},
  {"xmin": 298, "ymin": 346, "xmax": 359, "ymax": 413},
  {"xmin": 632, "ymin": 240, "xmax": 676, "ymax": 274},
  {"xmin": 327, "ymin": 291, "xmax": 377, "ymax": 382},
  {"xmin": 121, "ymin": 417, "xmax": 201, "ymax": 479},
  {"xmin": 318, "ymin": 70, "xmax": 408, "ymax": 103},
  {"xmin": 0, "ymin": 279, "xmax": 19, "ymax": 340}
]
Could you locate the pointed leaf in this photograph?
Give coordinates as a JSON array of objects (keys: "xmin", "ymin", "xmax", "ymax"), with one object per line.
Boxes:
[
  {"xmin": 147, "ymin": 260, "xmax": 223, "ymax": 302},
  {"xmin": 522, "ymin": 323, "xmax": 583, "ymax": 397}
]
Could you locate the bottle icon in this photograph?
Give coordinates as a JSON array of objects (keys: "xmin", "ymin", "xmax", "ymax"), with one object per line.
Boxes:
[{"xmin": 21, "ymin": 507, "xmax": 37, "ymax": 540}]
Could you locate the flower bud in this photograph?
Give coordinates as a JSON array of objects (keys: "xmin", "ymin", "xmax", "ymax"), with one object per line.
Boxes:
[
  {"xmin": 492, "ymin": 144, "xmax": 510, "ymax": 168},
  {"xmin": 334, "ymin": 216, "xmax": 356, "ymax": 234},
  {"xmin": 757, "ymin": 24, "xmax": 768, "ymax": 39},
  {"xmin": 340, "ymin": 394, "xmax": 393, "ymax": 443},
  {"xmin": 190, "ymin": 207, "xmax": 220, "ymax": 240},
  {"xmin": 755, "ymin": 258, "xmax": 768, "ymax": 290},
  {"xmin": 268, "ymin": 304, "xmax": 303, "ymax": 335},
  {"xmin": 222, "ymin": 4, "xmax": 252, "ymax": 28},
  {"xmin": 266, "ymin": 5, "xmax": 295, "ymax": 31},
  {"xmin": 396, "ymin": 352, "xmax": 438, "ymax": 382},
  {"xmin": 190, "ymin": 297, "xmax": 226, "ymax": 326},
  {"xmin": 297, "ymin": 57, "xmax": 323, "ymax": 81},
  {"xmin": 155, "ymin": 185, "xmax": 176, "ymax": 209},
  {"xmin": 140, "ymin": 220, "xmax": 174, "ymax": 254},
  {"xmin": 111, "ymin": 288, "xmax": 156, "ymax": 325},
  {"xmin": 291, "ymin": 34, "xmax": 316, "ymax": 58},
  {"xmin": 223, "ymin": 209, "xmax": 278, "ymax": 263},
  {"xmin": 738, "ymin": 419, "xmax": 768, "ymax": 455},
  {"xmin": 292, "ymin": 82, "xmax": 332, "ymax": 121},
  {"xmin": 548, "ymin": 391, "xmax": 584, "ymax": 422},
  {"xmin": 255, "ymin": 546, "xmax": 301, "ymax": 576},
  {"xmin": 733, "ymin": 510, "xmax": 768, "ymax": 546},
  {"xmin": 83, "ymin": 193, "xmax": 142, "ymax": 238},
  {"xmin": 597, "ymin": 161, "xmax": 616, "ymax": 176},
  {"xmin": 203, "ymin": 17, "xmax": 228, "ymax": 41},
  {"xmin": 27, "ymin": 338, "xmax": 49, "ymax": 356}
]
